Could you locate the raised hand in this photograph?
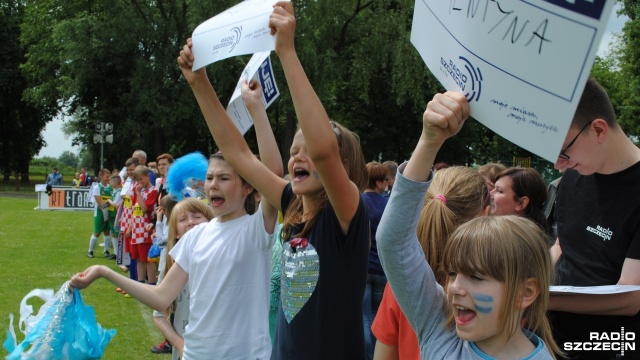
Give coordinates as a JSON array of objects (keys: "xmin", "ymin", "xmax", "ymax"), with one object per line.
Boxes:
[
  {"xmin": 422, "ymin": 92, "xmax": 469, "ymax": 146},
  {"xmin": 269, "ymin": 1, "xmax": 296, "ymax": 56},
  {"xmin": 177, "ymin": 38, "xmax": 208, "ymax": 86},
  {"xmin": 404, "ymin": 92, "xmax": 470, "ymax": 182},
  {"xmin": 241, "ymin": 79, "xmax": 265, "ymax": 112}
]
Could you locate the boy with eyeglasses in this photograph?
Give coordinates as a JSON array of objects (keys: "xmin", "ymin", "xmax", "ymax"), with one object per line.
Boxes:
[{"xmin": 548, "ymin": 76, "xmax": 640, "ymax": 359}]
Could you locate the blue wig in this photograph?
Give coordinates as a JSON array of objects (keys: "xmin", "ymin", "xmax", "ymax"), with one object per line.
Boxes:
[{"xmin": 166, "ymin": 152, "xmax": 208, "ymax": 201}]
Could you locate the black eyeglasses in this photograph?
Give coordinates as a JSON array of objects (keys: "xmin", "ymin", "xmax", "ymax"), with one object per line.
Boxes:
[{"xmin": 558, "ymin": 121, "xmax": 592, "ymax": 160}]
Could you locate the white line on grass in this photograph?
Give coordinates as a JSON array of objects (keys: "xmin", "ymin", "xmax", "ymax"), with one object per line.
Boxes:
[{"xmin": 136, "ymin": 300, "xmax": 160, "ymax": 339}]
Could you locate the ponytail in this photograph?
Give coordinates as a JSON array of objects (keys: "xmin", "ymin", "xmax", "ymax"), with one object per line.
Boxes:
[{"xmin": 416, "ymin": 167, "xmax": 488, "ymax": 286}]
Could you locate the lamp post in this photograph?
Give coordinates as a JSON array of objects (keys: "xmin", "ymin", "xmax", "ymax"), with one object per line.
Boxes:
[{"xmin": 93, "ymin": 122, "xmax": 113, "ymax": 170}]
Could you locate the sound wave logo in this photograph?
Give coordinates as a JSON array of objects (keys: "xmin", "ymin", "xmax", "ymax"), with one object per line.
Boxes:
[
  {"xmin": 229, "ymin": 26, "xmax": 242, "ymax": 52},
  {"xmin": 212, "ymin": 26, "xmax": 243, "ymax": 54},
  {"xmin": 439, "ymin": 56, "xmax": 483, "ymax": 102},
  {"xmin": 459, "ymin": 56, "xmax": 482, "ymax": 102}
]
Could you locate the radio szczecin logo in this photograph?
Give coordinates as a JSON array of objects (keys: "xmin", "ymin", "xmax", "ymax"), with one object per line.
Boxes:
[
  {"xmin": 212, "ymin": 26, "xmax": 242, "ymax": 54},
  {"xmin": 440, "ymin": 56, "xmax": 483, "ymax": 102},
  {"xmin": 563, "ymin": 328, "xmax": 636, "ymax": 356}
]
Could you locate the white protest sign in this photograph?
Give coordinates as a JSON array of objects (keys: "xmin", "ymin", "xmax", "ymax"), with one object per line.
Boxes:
[
  {"xmin": 411, "ymin": 0, "xmax": 615, "ymax": 162},
  {"xmin": 191, "ymin": 0, "xmax": 286, "ymax": 71},
  {"xmin": 227, "ymin": 51, "xmax": 280, "ymax": 135}
]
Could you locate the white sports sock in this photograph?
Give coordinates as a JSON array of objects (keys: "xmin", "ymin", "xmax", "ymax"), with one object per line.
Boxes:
[
  {"xmin": 103, "ymin": 235, "xmax": 112, "ymax": 252},
  {"xmin": 88, "ymin": 235, "xmax": 98, "ymax": 252}
]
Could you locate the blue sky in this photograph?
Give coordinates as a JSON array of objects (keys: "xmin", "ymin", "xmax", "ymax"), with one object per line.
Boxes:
[{"xmin": 38, "ymin": 5, "xmax": 630, "ymax": 159}]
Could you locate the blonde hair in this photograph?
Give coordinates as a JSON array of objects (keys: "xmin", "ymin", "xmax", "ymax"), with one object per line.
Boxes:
[
  {"xmin": 280, "ymin": 121, "xmax": 367, "ymax": 241},
  {"xmin": 417, "ymin": 167, "xmax": 488, "ymax": 285},
  {"xmin": 132, "ymin": 165, "xmax": 149, "ymax": 179},
  {"xmin": 443, "ymin": 216, "xmax": 560, "ymax": 358},
  {"xmin": 109, "ymin": 173, "xmax": 122, "ymax": 184},
  {"xmin": 163, "ymin": 198, "xmax": 215, "ymax": 315}
]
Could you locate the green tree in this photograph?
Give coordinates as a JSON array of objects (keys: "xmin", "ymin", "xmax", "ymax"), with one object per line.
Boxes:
[
  {"xmin": 21, "ymin": 0, "xmax": 215, "ymax": 171},
  {"xmin": 30, "ymin": 156, "xmax": 59, "ymax": 168},
  {"xmin": 0, "ymin": 1, "xmax": 48, "ymax": 182},
  {"xmin": 617, "ymin": 0, "xmax": 640, "ymax": 137},
  {"xmin": 58, "ymin": 150, "xmax": 79, "ymax": 168},
  {"xmin": 20, "ymin": 0, "xmax": 575, "ymax": 176}
]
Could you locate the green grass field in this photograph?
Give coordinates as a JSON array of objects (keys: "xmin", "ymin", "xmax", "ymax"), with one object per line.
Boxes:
[{"xmin": 0, "ymin": 197, "xmax": 167, "ymax": 359}]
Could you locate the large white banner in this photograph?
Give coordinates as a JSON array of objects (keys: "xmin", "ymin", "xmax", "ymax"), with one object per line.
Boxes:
[{"xmin": 411, "ymin": 0, "xmax": 615, "ymax": 162}]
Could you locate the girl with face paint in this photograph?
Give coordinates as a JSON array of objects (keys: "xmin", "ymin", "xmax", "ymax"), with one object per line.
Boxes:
[{"xmin": 377, "ymin": 92, "xmax": 561, "ymax": 359}]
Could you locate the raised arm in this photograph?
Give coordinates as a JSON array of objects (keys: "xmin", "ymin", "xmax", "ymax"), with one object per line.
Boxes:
[
  {"xmin": 177, "ymin": 39, "xmax": 287, "ymax": 213},
  {"xmin": 377, "ymin": 92, "xmax": 468, "ymax": 348},
  {"xmin": 241, "ymin": 79, "xmax": 283, "ymax": 232},
  {"xmin": 270, "ymin": 1, "xmax": 360, "ymax": 231}
]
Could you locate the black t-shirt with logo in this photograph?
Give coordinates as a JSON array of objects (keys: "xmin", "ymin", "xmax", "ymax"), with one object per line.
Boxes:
[
  {"xmin": 550, "ymin": 162, "xmax": 640, "ymax": 359},
  {"xmin": 271, "ymin": 183, "xmax": 369, "ymax": 360}
]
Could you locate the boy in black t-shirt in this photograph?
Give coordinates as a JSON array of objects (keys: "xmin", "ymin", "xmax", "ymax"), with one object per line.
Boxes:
[{"xmin": 548, "ymin": 77, "xmax": 640, "ymax": 359}]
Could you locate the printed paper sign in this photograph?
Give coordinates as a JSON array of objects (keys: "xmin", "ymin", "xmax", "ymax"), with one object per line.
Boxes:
[
  {"xmin": 411, "ymin": 0, "xmax": 615, "ymax": 162},
  {"xmin": 191, "ymin": 0, "xmax": 285, "ymax": 70},
  {"xmin": 550, "ymin": 285, "xmax": 640, "ymax": 295},
  {"xmin": 226, "ymin": 51, "xmax": 280, "ymax": 134}
]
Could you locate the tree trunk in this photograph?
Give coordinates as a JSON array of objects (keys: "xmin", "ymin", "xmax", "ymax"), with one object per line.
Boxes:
[{"xmin": 19, "ymin": 161, "xmax": 31, "ymax": 184}]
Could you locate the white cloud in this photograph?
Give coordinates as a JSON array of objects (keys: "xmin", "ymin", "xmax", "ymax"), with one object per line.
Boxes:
[
  {"xmin": 597, "ymin": 3, "xmax": 629, "ymax": 57},
  {"xmin": 37, "ymin": 116, "xmax": 79, "ymax": 159}
]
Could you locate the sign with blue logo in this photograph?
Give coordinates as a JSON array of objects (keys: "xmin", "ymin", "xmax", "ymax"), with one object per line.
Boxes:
[
  {"xmin": 226, "ymin": 51, "xmax": 280, "ymax": 135},
  {"xmin": 258, "ymin": 56, "xmax": 278, "ymax": 106},
  {"xmin": 191, "ymin": 0, "xmax": 280, "ymax": 70},
  {"xmin": 410, "ymin": 0, "xmax": 615, "ymax": 162}
]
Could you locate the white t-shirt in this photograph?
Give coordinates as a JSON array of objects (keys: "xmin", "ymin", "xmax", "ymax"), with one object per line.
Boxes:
[
  {"xmin": 170, "ymin": 204, "xmax": 274, "ymax": 360},
  {"xmin": 155, "ymin": 217, "xmax": 169, "ymax": 247},
  {"xmin": 119, "ymin": 166, "xmax": 127, "ymax": 182},
  {"xmin": 111, "ymin": 188, "xmax": 122, "ymax": 208},
  {"xmin": 121, "ymin": 177, "xmax": 133, "ymax": 196},
  {"xmin": 90, "ymin": 183, "xmax": 111, "ymax": 216},
  {"xmin": 90, "ymin": 183, "xmax": 101, "ymax": 213}
]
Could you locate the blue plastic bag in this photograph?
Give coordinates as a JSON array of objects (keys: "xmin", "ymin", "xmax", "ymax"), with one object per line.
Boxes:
[
  {"xmin": 4, "ymin": 281, "xmax": 116, "ymax": 359},
  {"xmin": 148, "ymin": 238, "xmax": 161, "ymax": 264}
]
